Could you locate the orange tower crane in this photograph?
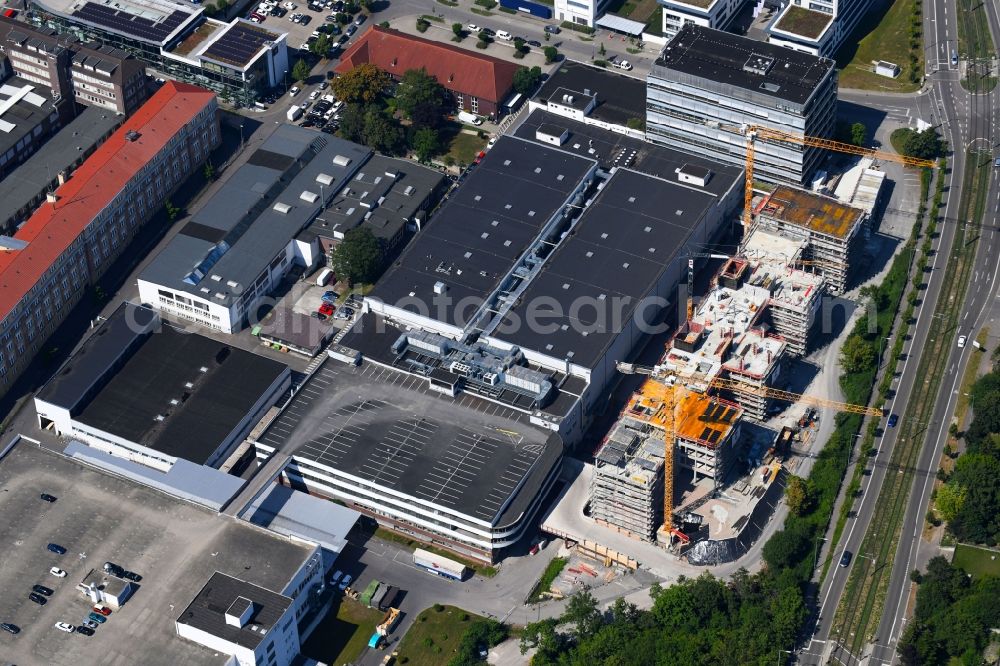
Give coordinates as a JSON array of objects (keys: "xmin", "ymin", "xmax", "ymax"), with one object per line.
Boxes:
[{"xmin": 616, "ymin": 362, "xmax": 883, "ymax": 538}]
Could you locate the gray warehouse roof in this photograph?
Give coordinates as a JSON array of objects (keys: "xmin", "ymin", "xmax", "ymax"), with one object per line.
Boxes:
[
  {"xmin": 654, "ymin": 24, "xmax": 834, "ymax": 106},
  {"xmin": 536, "ymin": 60, "xmax": 647, "ymax": 126},
  {"xmin": 39, "ymin": 303, "xmax": 288, "ymax": 464},
  {"xmin": 0, "ymin": 105, "xmax": 122, "ymax": 233},
  {"xmin": 243, "ymin": 484, "xmax": 360, "ymax": 554},
  {"xmin": 297, "ymin": 154, "xmax": 446, "ymax": 244},
  {"xmin": 494, "ymin": 168, "xmax": 720, "ymax": 367},
  {"xmin": 515, "ymin": 109, "xmax": 742, "ymax": 198},
  {"xmin": 371, "ymin": 137, "xmax": 596, "ymax": 328},
  {"xmin": 177, "ymin": 572, "xmax": 292, "ymax": 650},
  {"xmin": 140, "ymin": 126, "xmax": 371, "ymax": 308}
]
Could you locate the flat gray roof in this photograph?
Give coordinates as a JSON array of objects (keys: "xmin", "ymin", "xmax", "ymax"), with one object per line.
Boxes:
[
  {"xmin": 176, "ymin": 572, "xmax": 292, "ymax": 650},
  {"xmin": 297, "ymin": 154, "xmax": 446, "ymax": 244},
  {"xmin": 257, "ymin": 359, "xmax": 562, "ymax": 527},
  {"xmin": 654, "ymin": 24, "xmax": 834, "ymax": 106},
  {"xmin": 140, "ymin": 125, "xmax": 371, "ymax": 308},
  {"xmin": 514, "ymin": 108, "xmax": 742, "ymax": 197},
  {"xmin": 370, "ymin": 137, "xmax": 596, "ymax": 329},
  {"xmin": 0, "ymin": 105, "xmax": 122, "ymax": 232},
  {"xmin": 0, "ymin": 77, "xmax": 58, "ymax": 160},
  {"xmin": 243, "ymin": 483, "xmax": 360, "ymax": 554},
  {"xmin": 536, "ymin": 60, "xmax": 646, "ymax": 126},
  {"xmin": 494, "ymin": 168, "xmax": 720, "ymax": 367}
]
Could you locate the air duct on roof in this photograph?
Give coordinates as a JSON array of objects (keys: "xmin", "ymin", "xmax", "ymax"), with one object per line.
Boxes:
[{"xmin": 273, "ymin": 202, "xmax": 291, "ymax": 214}]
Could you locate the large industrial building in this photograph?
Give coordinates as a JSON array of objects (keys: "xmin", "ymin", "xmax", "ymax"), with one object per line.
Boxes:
[
  {"xmin": 366, "ymin": 129, "xmax": 742, "ymax": 446},
  {"xmin": 0, "ymin": 74, "xmax": 72, "ymax": 180},
  {"xmin": 646, "ymin": 24, "xmax": 837, "ymax": 185},
  {"xmin": 28, "ymin": 0, "xmax": 288, "ymax": 104},
  {"xmin": 0, "ymin": 16, "xmax": 148, "ymax": 114},
  {"xmin": 0, "ymin": 82, "xmax": 218, "ymax": 402},
  {"xmin": 35, "ymin": 304, "xmax": 290, "ymax": 473},
  {"xmin": 767, "ymin": 0, "xmax": 874, "ymax": 58}
]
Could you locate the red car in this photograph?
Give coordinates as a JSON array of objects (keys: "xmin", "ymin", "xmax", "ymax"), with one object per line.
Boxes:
[
  {"xmin": 92, "ymin": 605, "xmax": 112, "ymax": 616},
  {"xmin": 318, "ymin": 303, "xmax": 335, "ymax": 317}
]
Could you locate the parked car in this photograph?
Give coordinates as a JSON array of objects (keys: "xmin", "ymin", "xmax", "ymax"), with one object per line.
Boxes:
[
  {"xmin": 527, "ymin": 39, "xmax": 541, "ymax": 47},
  {"xmin": 839, "ymin": 551, "xmax": 853, "ymax": 567},
  {"xmin": 354, "ymin": 13, "xmax": 364, "ymax": 24},
  {"xmin": 92, "ymin": 605, "xmax": 112, "ymax": 617},
  {"xmin": 82, "ymin": 619, "xmax": 99, "ymax": 630},
  {"xmin": 1, "ymin": 623, "xmax": 20, "ymax": 635},
  {"xmin": 32, "ymin": 585, "xmax": 53, "ymax": 596},
  {"xmin": 329, "ymin": 570, "xmax": 344, "ymax": 585},
  {"xmin": 319, "ymin": 80, "xmax": 328, "ymax": 89},
  {"xmin": 76, "ymin": 626, "xmax": 95, "ymax": 636},
  {"xmin": 47, "ymin": 543, "xmax": 67, "ymax": 555},
  {"xmin": 87, "ymin": 613, "xmax": 107, "ymax": 625},
  {"xmin": 289, "ymin": 85, "xmax": 301, "ymax": 96},
  {"xmin": 123, "ymin": 571, "xmax": 142, "ymax": 582},
  {"xmin": 49, "ymin": 567, "xmax": 67, "ymax": 578},
  {"xmin": 310, "ymin": 311, "xmax": 328, "ymax": 321},
  {"xmin": 544, "ymin": 24, "xmax": 560, "ymax": 33},
  {"xmin": 887, "ymin": 413, "xmax": 899, "ymax": 428},
  {"xmin": 104, "ymin": 562, "xmax": 125, "ymax": 577},
  {"xmin": 466, "ymin": 22, "xmax": 479, "ymax": 32},
  {"xmin": 54, "ymin": 622, "xmax": 74, "ymax": 633},
  {"xmin": 322, "ymin": 290, "xmax": 339, "ymax": 302},
  {"xmin": 338, "ymin": 574, "xmax": 352, "ymax": 590},
  {"xmin": 40, "ymin": 493, "xmax": 57, "ymax": 503},
  {"xmin": 615, "ymin": 59, "xmax": 632, "ymax": 71},
  {"xmin": 345, "ymin": 24, "xmax": 356, "ymax": 35},
  {"xmin": 28, "ymin": 593, "xmax": 47, "ymax": 605},
  {"xmin": 318, "ymin": 303, "xmax": 335, "ymax": 317}
]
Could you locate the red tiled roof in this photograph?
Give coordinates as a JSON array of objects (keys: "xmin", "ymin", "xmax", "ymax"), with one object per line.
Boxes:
[
  {"xmin": 0, "ymin": 81, "xmax": 216, "ymax": 321},
  {"xmin": 335, "ymin": 26, "xmax": 519, "ymax": 104}
]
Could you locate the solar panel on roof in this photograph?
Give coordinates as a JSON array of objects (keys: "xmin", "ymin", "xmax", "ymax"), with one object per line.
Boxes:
[
  {"xmin": 203, "ymin": 23, "xmax": 276, "ymax": 67},
  {"xmin": 707, "ymin": 430, "xmax": 722, "ymax": 444},
  {"xmin": 721, "ymin": 407, "xmax": 735, "ymax": 423},
  {"xmin": 73, "ymin": 3, "xmax": 189, "ymax": 44},
  {"xmin": 699, "ymin": 427, "xmax": 712, "ymax": 441}
]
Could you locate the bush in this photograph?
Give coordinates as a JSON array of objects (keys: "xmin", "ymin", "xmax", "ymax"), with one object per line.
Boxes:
[
  {"xmin": 476, "ymin": 40, "xmax": 488, "ymax": 49},
  {"xmin": 592, "ymin": 59, "xmax": 608, "ymax": 68},
  {"xmin": 543, "ymin": 46, "xmax": 558, "ymax": 63},
  {"xmin": 379, "ymin": 20, "xmax": 389, "ymax": 27},
  {"xmin": 416, "ymin": 18, "xmax": 430, "ymax": 32},
  {"xmin": 560, "ymin": 20, "xmax": 595, "ymax": 33},
  {"xmin": 433, "ymin": 603, "xmax": 444, "ymax": 612},
  {"xmin": 474, "ymin": 0, "xmax": 497, "ymax": 6}
]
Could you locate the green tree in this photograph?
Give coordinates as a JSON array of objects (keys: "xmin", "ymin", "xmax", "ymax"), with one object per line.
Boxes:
[
  {"xmin": 337, "ymin": 103, "xmax": 367, "ymax": 142},
  {"xmin": 850, "ymin": 121, "xmax": 868, "ymax": 146},
  {"xmin": 561, "ymin": 590, "xmax": 602, "ymax": 640},
  {"xmin": 762, "ymin": 523, "xmax": 811, "ymax": 572},
  {"xmin": 203, "ymin": 161, "xmax": 216, "ymax": 182},
  {"xmin": 599, "ymin": 41, "xmax": 606, "ymax": 56},
  {"xmin": 331, "ymin": 227, "xmax": 382, "ymax": 284},
  {"xmin": 309, "ymin": 33, "xmax": 330, "ymax": 56},
  {"xmin": 902, "ymin": 128, "xmax": 944, "ymax": 159},
  {"xmin": 478, "ymin": 29, "xmax": 491, "ymax": 43},
  {"xmin": 935, "ymin": 482, "xmax": 966, "ymax": 522},
  {"xmin": 412, "ymin": 127, "xmax": 439, "ymax": 162},
  {"xmin": 215, "ymin": 0, "xmax": 228, "ymax": 12},
  {"xmin": 291, "ymin": 58, "xmax": 311, "ymax": 83},
  {"xmin": 396, "ymin": 68, "xmax": 447, "ymax": 128},
  {"xmin": 331, "ymin": 62, "xmax": 390, "ymax": 104},
  {"xmin": 948, "ymin": 453, "xmax": 1000, "ymax": 543},
  {"xmin": 543, "ymin": 45, "xmax": 558, "ymax": 64},
  {"xmin": 512, "ymin": 66, "xmax": 542, "ymax": 95},
  {"xmin": 165, "ymin": 199, "xmax": 180, "ymax": 222},
  {"xmin": 452, "ymin": 22, "xmax": 463, "ymax": 38},
  {"xmin": 784, "ymin": 475, "xmax": 813, "ymax": 516},
  {"xmin": 840, "ymin": 334, "xmax": 876, "ymax": 373},
  {"xmin": 416, "ymin": 17, "xmax": 430, "ymax": 32},
  {"xmin": 626, "ymin": 117, "xmax": 645, "ymax": 131},
  {"xmin": 362, "ymin": 106, "xmax": 402, "ymax": 153}
]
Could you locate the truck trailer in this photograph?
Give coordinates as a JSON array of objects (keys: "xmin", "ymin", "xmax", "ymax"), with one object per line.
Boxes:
[{"xmin": 412, "ymin": 548, "xmax": 468, "ymax": 581}]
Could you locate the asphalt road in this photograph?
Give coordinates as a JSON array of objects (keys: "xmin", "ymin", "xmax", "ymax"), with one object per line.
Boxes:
[{"xmin": 800, "ymin": 2, "xmax": 1000, "ymax": 661}]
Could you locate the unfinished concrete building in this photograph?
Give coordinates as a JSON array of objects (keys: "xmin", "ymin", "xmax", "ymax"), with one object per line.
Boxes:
[
  {"xmin": 674, "ymin": 391, "xmax": 743, "ymax": 483},
  {"xmin": 590, "ymin": 389, "xmax": 742, "ymax": 542},
  {"xmin": 747, "ymin": 185, "xmax": 866, "ymax": 293},
  {"xmin": 590, "ymin": 413, "xmax": 665, "ymax": 541},
  {"xmin": 718, "ymin": 330, "xmax": 785, "ymax": 420},
  {"xmin": 721, "ymin": 234, "xmax": 825, "ymax": 356}
]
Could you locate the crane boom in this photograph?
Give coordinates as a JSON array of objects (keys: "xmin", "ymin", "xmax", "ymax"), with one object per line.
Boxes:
[{"xmin": 723, "ymin": 124, "xmax": 936, "ymax": 228}]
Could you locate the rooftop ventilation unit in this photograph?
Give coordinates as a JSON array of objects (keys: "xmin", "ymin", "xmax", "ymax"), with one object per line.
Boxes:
[
  {"xmin": 315, "ymin": 172, "xmax": 334, "ymax": 186},
  {"xmin": 743, "ymin": 54, "xmax": 774, "ymax": 76},
  {"xmin": 433, "ymin": 281, "xmax": 447, "ymax": 294},
  {"xmin": 273, "ymin": 202, "xmax": 291, "ymax": 214},
  {"xmin": 333, "ymin": 154, "xmax": 352, "ymax": 167},
  {"xmin": 124, "ymin": 129, "xmax": 140, "ymax": 142},
  {"xmin": 300, "ymin": 190, "xmax": 319, "ymax": 203}
]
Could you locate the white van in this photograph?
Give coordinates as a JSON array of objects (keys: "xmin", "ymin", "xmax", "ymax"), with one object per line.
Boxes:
[
  {"xmin": 316, "ymin": 268, "xmax": 334, "ymax": 286},
  {"xmin": 458, "ymin": 110, "xmax": 482, "ymax": 125},
  {"xmin": 496, "ymin": 29, "xmax": 512, "ymax": 41}
]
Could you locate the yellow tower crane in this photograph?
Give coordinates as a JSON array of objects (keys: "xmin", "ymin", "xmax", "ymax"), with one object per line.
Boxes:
[
  {"xmin": 616, "ymin": 362, "xmax": 884, "ymax": 541},
  {"xmin": 721, "ymin": 124, "xmax": 937, "ymax": 228}
]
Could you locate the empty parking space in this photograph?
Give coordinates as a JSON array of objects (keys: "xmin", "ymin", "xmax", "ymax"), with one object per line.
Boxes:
[{"xmin": 0, "ymin": 444, "xmax": 314, "ymax": 666}]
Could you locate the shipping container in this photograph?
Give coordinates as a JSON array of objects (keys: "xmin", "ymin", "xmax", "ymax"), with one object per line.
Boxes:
[{"xmin": 378, "ymin": 585, "xmax": 399, "ymax": 611}]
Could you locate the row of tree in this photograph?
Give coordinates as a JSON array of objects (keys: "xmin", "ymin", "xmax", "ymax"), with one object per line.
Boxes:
[
  {"xmin": 519, "ymin": 574, "xmax": 806, "ymax": 666},
  {"xmin": 897, "ymin": 556, "xmax": 1000, "ymax": 664},
  {"xmin": 936, "ymin": 368, "xmax": 1000, "ymax": 545}
]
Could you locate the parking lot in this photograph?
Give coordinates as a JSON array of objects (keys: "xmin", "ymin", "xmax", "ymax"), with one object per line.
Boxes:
[{"xmin": 0, "ymin": 444, "xmax": 316, "ymax": 666}]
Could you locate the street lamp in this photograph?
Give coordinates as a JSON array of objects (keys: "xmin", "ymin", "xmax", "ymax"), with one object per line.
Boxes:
[
  {"xmin": 814, "ymin": 536, "xmax": 828, "ymax": 573},
  {"xmin": 877, "ymin": 336, "xmax": 891, "ymax": 367}
]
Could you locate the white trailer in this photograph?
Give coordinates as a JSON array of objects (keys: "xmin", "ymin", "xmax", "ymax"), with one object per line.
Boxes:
[{"xmin": 412, "ymin": 548, "xmax": 468, "ymax": 581}]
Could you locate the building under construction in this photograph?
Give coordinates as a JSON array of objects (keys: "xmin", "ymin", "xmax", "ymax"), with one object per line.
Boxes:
[
  {"xmin": 747, "ymin": 185, "xmax": 866, "ymax": 293},
  {"xmin": 589, "ymin": 387, "xmax": 741, "ymax": 542}
]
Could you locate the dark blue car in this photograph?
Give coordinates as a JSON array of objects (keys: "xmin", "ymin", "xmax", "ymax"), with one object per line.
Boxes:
[
  {"xmin": 887, "ymin": 414, "xmax": 899, "ymax": 428},
  {"xmin": 47, "ymin": 543, "xmax": 67, "ymax": 555}
]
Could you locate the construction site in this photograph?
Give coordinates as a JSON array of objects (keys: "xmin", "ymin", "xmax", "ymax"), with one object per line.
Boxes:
[{"xmin": 539, "ymin": 124, "xmax": 931, "ymax": 570}]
